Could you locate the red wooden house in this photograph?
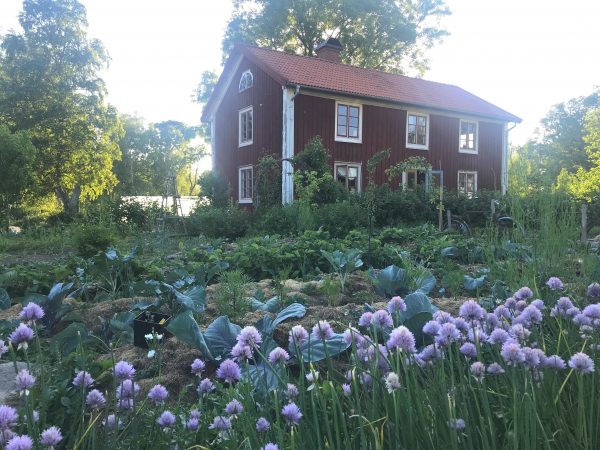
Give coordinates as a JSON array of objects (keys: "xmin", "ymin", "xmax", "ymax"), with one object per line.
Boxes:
[{"xmin": 201, "ymin": 39, "xmax": 521, "ymax": 205}]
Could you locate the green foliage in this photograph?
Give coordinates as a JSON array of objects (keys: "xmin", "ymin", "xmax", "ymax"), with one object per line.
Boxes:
[
  {"xmin": 73, "ymin": 224, "xmax": 116, "ymax": 258},
  {"xmin": 312, "ymin": 201, "xmax": 367, "ymax": 237},
  {"xmin": 187, "ymin": 206, "xmax": 250, "ymax": 239},
  {"xmin": 385, "ymin": 156, "xmax": 432, "ymax": 182},
  {"xmin": 197, "ymin": 170, "xmax": 230, "ymax": 207},
  {"xmin": 214, "ymin": 270, "xmax": 251, "ymax": 321},
  {"xmin": 254, "ymin": 154, "xmax": 282, "ymax": 210},
  {"xmin": 321, "ymin": 248, "xmax": 363, "ymax": 293}
]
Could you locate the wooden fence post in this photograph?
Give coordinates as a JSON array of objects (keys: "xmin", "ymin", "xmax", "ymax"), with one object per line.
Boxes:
[{"xmin": 581, "ymin": 202, "xmax": 588, "ymax": 243}]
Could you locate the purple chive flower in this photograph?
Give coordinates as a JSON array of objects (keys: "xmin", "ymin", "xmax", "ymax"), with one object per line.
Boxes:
[
  {"xmin": 551, "ymin": 297, "xmax": 574, "ymax": 317},
  {"xmin": 488, "ymin": 328, "xmax": 509, "ymax": 345},
  {"xmin": 0, "ymin": 340, "xmax": 8, "ymax": 358},
  {"xmin": 418, "ymin": 344, "xmax": 443, "ymax": 363},
  {"xmin": 115, "ymin": 379, "xmax": 139, "ymax": 400},
  {"xmin": 191, "ymin": 358, "xmax": 205, "ymax": 376},
  {"xmin": 522, "ymin": 347, "xmax": 544, "ymax": 369},
  {"xmin": 448, "ymin": 418, "xmax": 466, "ymax": 430},
  {"xmin": 515, "ymin": 305, "xmax": 543, "ymax": 326},
  {"xmin": 281, "ymin": 402, "xmax": 303, "ymax": 426},
  {"xmin": 187, "ymin": 417, "xmax": 199, "ymax": 431},
  {"xmin": 268, "ymin": 347, "xmax": 290, "ymax": 364},
  {"xmin": 435, "ymin": 322, "xmax": 461, "ymax": 347},
  {"xmin": 588, "ymin": 283, "xmax": 600, "ymax": 298},
  {"xmin": 358, "ymin": 312, "xmax": 373, "ymax": 327},
  {"xmin": 459, "ymin": 342, "xmax": 477, "ymax": 358},
  {"xmin": 530, "ymin": 299, "xmax": 545, "ymax": 311},
  {"xmin": 224, "ymin": 399, "xmax": 243, "ymax": 415},
  {"xmin": 371, "ymin": 310, "xmax": 393, "ymax": 329},
  {"xmin": 190, "ymin": 409, "xmax": 201, "ymax": 420},
  {"xmin": 546, "ymin": 277, "xmax": 564, "ymax": 290},
  {"xmin": 85, "ymin": 389, "xmax": 106, "ymax": 410},
  {"xmin": 487, "ymin": 362, "xmax": 505, "ymax": 375},
  {"xmin": 9, "ymin": 324, "xmax": 34, "ymax": 351},
  {"xmin": 157, "ymin": 411, "xmax": 176, "ymax": 429},
  {"xmin": 510, "ymin": 324, "xmax": 531, "ymax": 341},
  {"xmin": 15, "ymin": 369, "xmax": 35, "ymax": 392},
  {"xmin": 256, "ymin": 417, "xmax": 270, "ymax": 432},
  {"xmin": 583, "ymin": 304, "xmax": 600, "ymax": 322},
  {"xmin": 19, "ymin": 303, "xmax": 44, "ymax": 322},
  {"xmin": 231, "ymin": 342, "xmax": 253, "ymax": 361},
  {"xmin": 343, "ymin": 327, "xmax": 363, "ymax": 346},
  {"xmin": 6, "ymin": 435, "xmax": 33, "ymax": 450},
  {"xmin": 40, "ymin": 426, "xmax": 62, "ymax": 447},
  {"xmin": 387, "ymin": 296, "xmax": 407, "ymax": 314},
  {"xmin": 342, "ymin": 383, "xmax": 352, "ymax": 396},
  {"xmin": 501, "ymin": 342, "xmax": 525, "ymax": 366},
  {"xmin": 544, "ymin": 355, "xmax": 566, "ymax": 370},
  {"xmin": 422, "ymin": 320, "xmax": 441, "ymax": 335},
  {"xmin": 113, "ymin": 361, "xmax": 135, "ymax": 381},
  {"xmin": 263, "ymin": 444, "xmax": 278, "ymax": 450},
  {"xmin": 568, "ymin": 352, "xmax": 595, "ymax": 374},
  {"xmin": 386, "ymin": 326, "xmax": 416, "ymax": 353},
  {"xmin": 103, "ymin": 414, "xmax": 122, "ymax": 431},
  {"xmin": 514, "ymin": 287, "xmax": 533, "ymax": 300},
  {"xmin": 459, "ymin": 300, "xmax": 486, "ymax": 321},
  {"xmin": 494, "ymin": 305, "xmax": 511, "ymax": 320},
  {"xmin": 210, "ymin": 416, "xmax": 232, "ymax": 432},
  {"xmin": 0, "ymin": 405, "xmax": 18, "ymax": 430},
  {"xmin": 286, "ymin": 383, "xmax": 299, "ymax": 399},
  {"xmin": 434, "ymin": 310, "xmax": 454, "ymax": 323},
  {"xmin": 237, "ymin": 326, "xmax": 262, "ymax": 347},
  {"xmin": 470, "ymin": 362, "xmax": 485, "ymax": 382},
  {"xmin": 148, "ymin": 384, "xmax": 168, "ymax": 405},
  {"xmin": 289, "ymin": 325, "xmax": 309, "ymax": 345},
  {"xmin": 198, "ymin": 378, "xmax": 215, "ymax": 394},
  {"xmin": 72, "ymin": 371, "xmax": 94, "ymax": 389},
  {"xmin": 312, "ymin": 320, "xmax": 334, "ymax": 340},
  {"xmin": 216, "ymin": 359, "xmax": 241, "ymax": 384}
]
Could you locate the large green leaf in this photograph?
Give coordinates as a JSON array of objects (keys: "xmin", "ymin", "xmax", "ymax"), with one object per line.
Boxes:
[
  {"xmin": 397, "ymin": 291, "xmax": 436, "ymax": 323},
  {"xmin": 272, "ymin": 303, "xmax": 306, "ymax": 329},
  {"xmin": 203, "ymin": 316, "xmax": 242, "ymax": 360},
  {"xmin": 184, "ymin": 286, "xmax": 206, "ymax": 314},
  {"xmin": 166, "ymin": 312, "xmax": 212, "ymax": 359},
  {"xmin": 464, "ymin": 275, "xmax": 486, "ymax": 291},
  {"xmin": 370, "ymin": 265, "xmax": 409, "ymax": 297},
  {"xmin": 0, "ymin": 288, "xmax": 10, "ymax": 310},
  {"xmin": 244, "ymin": 363, "xmax": 286, "ymax": 398},
  {"xmin": 250, "ymin": 296, "xmax": 280, "ymax": 313},
  {"xmin": 289, "ymin": 334, "xmax": 350, "ymax": 363},
  {"xmin": 414, "ymin": 272, "xmax": 436, "ymax": 294},
  {"xmin": 404, "ymin": 311, "xmax": 433, "ymax": 347}
]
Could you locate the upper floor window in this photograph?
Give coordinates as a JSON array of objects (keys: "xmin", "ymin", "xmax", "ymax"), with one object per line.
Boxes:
[
  {"xmin": 239, "ymin": 106, "xmax": 253, "ymax": 147},
  {"xmin": 239, "ymin": 165, "xmax": 253, "ymax": 203},
  {"xmin": 334, "ymin": 162, "xmax": 361, "ymax": 193},
  {"xmin": 239, "ymin": 70, "xmax": 253, "ymax": 92},
  {"xmin": 406, "ymin": 112, "xmax": 429, "ymax": 150},
  {"xmin": 335, "ymin": 101, "xmax": 362, "ymax": 143},
  {"xmin": 459, "ymin": 120, "xmax": 478, "ymax": 153},
  {"xmin": 458, "ymin": 171, "xmax": 477, "ymax": 197}
]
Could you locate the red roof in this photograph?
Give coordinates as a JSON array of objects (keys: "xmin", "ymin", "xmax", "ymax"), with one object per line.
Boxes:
[{"xmin": 203, "ymin": 45, "xmax": 521, "ymax": 123}]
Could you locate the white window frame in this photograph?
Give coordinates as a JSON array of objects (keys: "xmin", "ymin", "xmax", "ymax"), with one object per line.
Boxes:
[
  {"xmin": 238, "ymin": 165, "xmax": 253, "ymax": 204},
  {"xmin": 238, "ymin": 70, "xmax": 253, "ymax": 92},
  {"xmin": 335, "ymin": 101, "xmax": 363, "ymax": 143},
  {"xmin": 459, "ymin": 119, "xmax": 479, "ymax": 154},
  {"xmin": 406, "ymin": 111, "xmax": 429, "ymax": 150},
  {"xmin": 457, "ymin": 171, "xmax": 477, "ymax": 197},
  {"xmin": 238, "ymin": 106, "xmax": 253, "ymax": 147},
  {"xmin": 334, "ymin": 162, "xmax": 362, "ymax": 193}
]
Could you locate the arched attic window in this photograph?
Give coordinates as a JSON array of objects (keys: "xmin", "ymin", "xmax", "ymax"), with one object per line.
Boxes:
[{"xmin": 239, "ymin": 70, "xmax": 253, "ymax": 92}]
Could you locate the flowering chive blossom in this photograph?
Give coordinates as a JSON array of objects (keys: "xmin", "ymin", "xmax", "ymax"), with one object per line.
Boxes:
[
  {"xmin": 186, "ymin": 417, "xmax": 199, "ymax": 431},
  {"xmin": 268, "ymin": 347, "xmax": 290, "ymax": 364},
  {"xmin": 72, "ymin": 371, "xmax": 94, "ymax": 389},
  {"xmin": 583, "ymin": 304, "xmax": 600, "ymax": 323},
  {"xmin": 225, "ymin": 399, "xmax": 243, "ymax": 415},
  {"xmin": 216, "ymin": 359, "xmax": 242, "ymax": 384},
  {"xmin": 522, "ymin": 347, "xmax": 544, "ymax": 369},
  {"xmin": 501, "ymin": 342, "xmax": 526, "ymax": 366},
  {"xmin": 209, "ymin": 416, "xmax": 232, "ymax": 432},
  {"xmin": 551, "ymin": 297, "xmax": 574, "ymax": 317},
  {"xmin": 85, "ymin": 389, "xmax": 106, "ymax": 410},
  {"xmin": 237, "ymin": 326, "xmax": 262, "ymax": 347},
  {"xmin": 263, "ymin": 443, "xmax": 279, "ymax": 450},
  {"xmin": 448, "ymin": 419, "xmax": 466, "ymax": 430},
  {"xmin": 544, "ymin": 355, "xmax": 566, "ymax": 370},
  {"xmin": 19, "ymin": 303, "xmax": 44, "ymax": 322},
  {"xmin": 546, "ymin": 277, "xmax": 564, "ymax": 290},
  {"xmin": 306, "ymin": 371, "xmax": 319, "ymax": 383},
  {"xmin": 422, "ymin": 320, "xmax": 441, "ymax": 336},
  {"xmin": 6, "ymin": 435, "xmax": 33, "ymax": 450},
  {"xmin": 515, "ymin": 305, "xmax": 543, "ymax": 326},
  {"xmin": 435, "ymin": 322, "xmax": 461, "ymax": 347},
  {"xmin": 510, "ymin": 324, "xmax": 531, "ymax": 341},
  {"xmin": 358, "ymin": 312, "xmax": 373, "ymax": 327},
  {"xmin": 189, "ymin": 410, "xmax": 201, "ymax": 420},
  {"xmin": 470, "ymin": 362, "xmax": 486, "ymax": 382},
  {"xmin": 434, "ymin": 311, "xmax": 453, "ymax": 324},
  {"xmin": 385, "ymin": 372, "xmax": 401, "ymax": 393},
  {"xmin": 514, "ymin": 287, "xmax": 533, "ymax": 300},
  {"xmin": 289, "ymin": 325, "xmax": 309, "ymax": 345},
  {"xmin": 156, "ymin": 411, "xmax": 176, "ymax": 429},
  {"xmin": 0, "ymin": 405, "xmax": 18, "ymax": 430},
  {"xmin": 459, "ymin": 300, "xmax": 486, "ymax": 321},
  {"xmin": 116, "ymin": 379, "xmax": 139, "ymax": 400},
  {"xmin": 342, "ymin": 383, "xmax": 351, "ymax": 396},
  {"xmin": 231, "ymin": 342, "xmax": 253, "ymax": 361},
  {"xmin": 9, "ymin": 324, "xmax": 34, "ymax": 351},
  {"xmin": 459, "ymin": 342, "xmax": 477, "ymax": 358},
  {"xmin": 387, "ymin": 326, "xmax": 416, "ymax": 353},
  {"xmin": 0, "ymin": 340, "xmax": 8, "ymax": 358},
  {"xmin": 113, "ymin": 361, "xmax": 135, "ymax": 381},
  {"xmin": 343, "ymin": 327, "xmax": 363, "ymax": 345},
  {"xmin": 256, "ymin": 417, "xmax": 270, "ymax": 432},
  {"xmin": 191, "ymin": 358, "xmax": 205, "ymax": 376},
  {"xmin": 371, "ymin": 310, "xmax": 393, "ymax": 329},
  {"xmin": 387, "ymin": 296, "xmax": 407, "ymax": 314},
  {"xmin": 103, "ymin": 414, "xmax": 122, "ymax": 431},
  {"xmin": 40, "ymin": 426, "xmax": 62, "ymax": 448},
  {"xmin": 198, "ymin": 378, "xmax": 215, "ymax": 394},
  {"xmin": 418, "ymin": 345, "xmax": 443, "ymax": 364},
  {"xmin": 587, "ymin": 283, "xmax": 600, "ymax": 298},
  {"xmin": 530, "ymin": 299, "xmax": 545, "ymax": 311},
  {"xmin": 15, "ymin": 369, "xmax": 35, "ymax": 393},
  {"xmin": 287, "ymin": 384, "xmax": 299, "ymax": 399},
  {"xmin": 281, "ymin": 402, "xmax": 303, "ymax": 426},
  {"xmin": 487, "ymin": 362, "xmax": 505, "ymax": 375},
  {"xmin": 312, "ymin": 320, "xmax": 334, "ymax": 340},
  {"xmin": 568, "ymin": 352, "xmax": 595, "ymax": 374},
  {"xmin": 148, "ymin": 384, "xmax": 168, "ymax": 405}
]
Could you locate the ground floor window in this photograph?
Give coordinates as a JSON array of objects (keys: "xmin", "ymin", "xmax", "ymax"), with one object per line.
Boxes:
[
  {"xmin": 334, "ymin": 162, "xmax": 361, "ymax": 193},
  {"xmin": 403, "ymin": 170, "xmax": 427, "ymax": 191},
  {"xmin": 238, "ymin": 165, "xmax": 253, "ymax": 203},
  {"xmin": 458, "ymin": 171, "xmax": 477, "ymax": 197}
]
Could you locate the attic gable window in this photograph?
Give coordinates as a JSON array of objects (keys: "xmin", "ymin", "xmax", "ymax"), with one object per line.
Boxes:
[
  {"xmin": 239, "ymin": 70, "xmax": 253, "ymax": 92},
  {"xmin": 459, "ymin": 120, "xmax": 478, "ymax": 153},
  {"xmin": 406, "ymin": 112, "xmax": 429, "ymax": 150},
  {"xmin": 335, "ymin": 101, "xmax": 362, "ymax": 143}
]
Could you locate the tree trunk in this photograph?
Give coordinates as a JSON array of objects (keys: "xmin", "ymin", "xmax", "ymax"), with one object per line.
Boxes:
[{"xmin": 55, "ymin": 184, "xmax": 81, "ymax": 216}]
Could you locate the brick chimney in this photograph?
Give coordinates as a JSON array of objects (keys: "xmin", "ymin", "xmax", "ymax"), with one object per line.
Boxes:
[{"xmin": 315, "ymin": 38, "xmax": 343, "ymax": 63}]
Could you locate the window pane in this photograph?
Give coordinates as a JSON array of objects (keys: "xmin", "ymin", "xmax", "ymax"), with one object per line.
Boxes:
[
  {"xmin": 337, "ymin": 166, "xmax": 347, "ymax": 178},
  {"xmin": 417, "ymin": 133, "xmax": 425, "ymax": 145},
  {"xmin": 408, "ymin": 130, "xmax": 415, "ymax": 144},
  {"xmin": 408, "ymin": 115, "xmax": 416, "ymax": 125},
  {"xmin": 417, "ymin": 116, "xmax": 426, "ymax": 126},
  {"xmin": 338, "ymin": 104, "xmax": 347, "ymax": 116},
  {"xmin": 337, "ymin": 125, "xmax": 347, "ymax": 136},
  {"xmin": 338, "ymin": 115, "xmax": 347, "ymax": 126},
  {"xmin": 349, "ymin": 106, "xmax": 359, "ymax": 118},
  {"xmin": 349, "ymin": 116, "xmax": 359, "ymax": 128},
  {"xmin": 349, "ymin": 126, "xmax": 358, "ymax": 138},
  {"xmin": 348, "ymin": 167, "xmax": 358, "ymax": 178}
]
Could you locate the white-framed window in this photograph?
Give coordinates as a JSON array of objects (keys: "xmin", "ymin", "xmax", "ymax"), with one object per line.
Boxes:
[
  {"xmin": 334, "ymin": 162, "xmax": 362, "ymax": 193},
  {"xmin": 239, "ymin": 70, "xmax": 253, "ymax": 92},
  {"xmin": 238, "ymin": 106, "xmax": 253, "ymax": 147},
  {"xmin": 458, "ymin": 171, "xmax": 477, "ymax": 197},
  {"xmin": 402, "ymin": 170, "xmax": 427, "ymax": 191},
  {"xmin": 406, "ymin": 112, "xmax": 429, "ymax": 150},
  {"xmin": 238, "ymin": 165, "xmax": 253, "ymax": 203},
  {"xmin": 335, "ymin": 101, "xmax": 362, "ymax": 143},
  {"xmin": 459, "ymin": 120, "xmax": 478, "ymax": 154}
]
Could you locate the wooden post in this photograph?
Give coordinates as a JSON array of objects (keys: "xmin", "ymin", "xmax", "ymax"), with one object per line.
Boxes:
[
  {"xmin": 447, "ymin": 209, "xmax": 452, "ymax": 231},
  {"xmin": 581, "ymin": 202, "xmax": 588, "ymax": 243}
]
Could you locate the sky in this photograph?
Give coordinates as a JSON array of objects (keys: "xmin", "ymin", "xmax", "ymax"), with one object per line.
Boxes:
[{"xmin": 1, "ymin": 0, "xmax": 599, "ymax": 149}]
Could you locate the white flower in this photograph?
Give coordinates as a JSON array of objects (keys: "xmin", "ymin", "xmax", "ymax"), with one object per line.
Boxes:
[
  {"xmin": 306, "ymin": 371, "xmax": 319, "ymax": 383},
  {"xmin": 144, "ymin": 333, "xmax": 153, "ymax": 340},
  {"xmin": 147, "ymin": 350, "xmax": 156, "ymax": 359},
  {"xmin": 385, "ymin": 372, "xmax": 401, "ymax": 393},
  {"xmin": 155, "ymin": 334, "xmax": 163, "ymax": 341}
]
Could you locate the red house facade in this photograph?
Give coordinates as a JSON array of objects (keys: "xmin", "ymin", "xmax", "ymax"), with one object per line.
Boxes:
[{"xmin": 201, "ymin": 40, "xmax": 521, "ymax": 205}]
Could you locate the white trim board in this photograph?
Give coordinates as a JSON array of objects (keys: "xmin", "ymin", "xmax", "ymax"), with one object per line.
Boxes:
[{"xmin": 281, "ymin": 87, "xmax": 295, "ymax": 204}]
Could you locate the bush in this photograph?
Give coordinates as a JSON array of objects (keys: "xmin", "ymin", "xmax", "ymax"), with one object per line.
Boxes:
[
  {"xmin": 111, "ymin": 198, "xmax": 161, "ymax": 230},
  {"xmin": 73, "ymin": 224, "xmax": 116, "ymax": 258},
  {"xmin": 187, "ymin": 206, "xmax": 250, "ymax": 239},
  {"xmin": 371, "ymin": 185, "xmax": 436, "ymax": 227},
  {"xmin": 197, "ymin": 171, "xmax": 229, "ymax": 207},
  {"xmin": 443, "ymin": 190, "xmax": 500, "ymax": 228},
  {"xmin": 255, "ymin": 204, "xmax": 301, "ymax": 235},
  {"xmin": 313, "ymin": 200, "xmax": 367, "ymax": 237}
]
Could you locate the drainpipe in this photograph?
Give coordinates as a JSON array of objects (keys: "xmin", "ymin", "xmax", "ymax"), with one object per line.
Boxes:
[{"xmin": 502, "ymin": 121, "xmax": 518, "ymax": 195}]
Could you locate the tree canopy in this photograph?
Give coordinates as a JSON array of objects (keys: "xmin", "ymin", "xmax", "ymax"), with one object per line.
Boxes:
[{"xmin": 223, "ymin": 0, "xmax": 450, "ymax": 75}]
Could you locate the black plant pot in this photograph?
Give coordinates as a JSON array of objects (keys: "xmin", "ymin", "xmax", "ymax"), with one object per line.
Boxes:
[{"xmin": 133, "ymin": 311, "xmax": 172, "ymax": 349}]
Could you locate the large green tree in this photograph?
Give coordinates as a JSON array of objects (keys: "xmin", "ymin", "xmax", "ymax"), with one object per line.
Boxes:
[
  {"xmin": 0, "ymin": 0, "xmax": 122, "ymax": 215},
  {"xmin": 223, "ymin": 0, "xmax": 450, "ymax": 74}
]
